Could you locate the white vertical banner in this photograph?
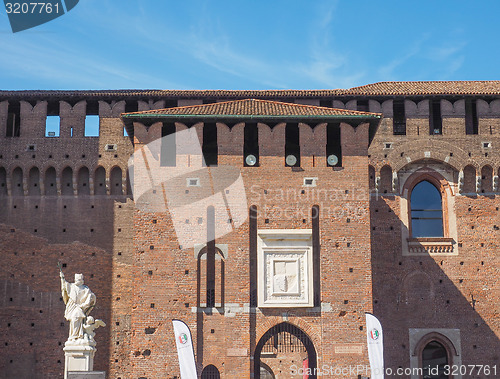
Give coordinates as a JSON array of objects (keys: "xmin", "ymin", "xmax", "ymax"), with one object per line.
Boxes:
[
  {"xmin": 365, "ymin": 313, "xmax": 384, "ymax": 379},
  {"xmin": 172, "ymin": 319, "xmax": 198, "ymax": 379}
]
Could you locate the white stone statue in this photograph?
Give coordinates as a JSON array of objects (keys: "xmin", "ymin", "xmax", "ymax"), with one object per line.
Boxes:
[{"xmin": 59, "ymin": 268, "xmax": 97, "ymax": 343}]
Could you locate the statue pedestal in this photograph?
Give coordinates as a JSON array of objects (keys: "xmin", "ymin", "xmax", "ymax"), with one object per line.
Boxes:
[{"xmin": 63, "ymin": 343, "xmax": 96, "ymax": 379}]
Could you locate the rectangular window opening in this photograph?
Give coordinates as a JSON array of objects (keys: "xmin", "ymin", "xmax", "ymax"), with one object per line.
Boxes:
[
  {"xmin": 244, "ymin": 122, "xmax": 259, "ymax": 166},
  {"xmin": 6, "ymin": 101, "xmax": 20, "ymax": 137},
  {"xmin": 285, "ymin": 122, "xmax": 300, "ymax": 167},
  {"xmin": 326, "ymin": 123, "xmax": 342, "ymax": 167},
  {"xmin": 465, "ymin": 99, "xmax": 479, "ymax": 135},
  {"xmin": 203, "ymin": 122, "xmax": 218, "ymax": 167},
  {"xmin": 45, "ymin": 116, "xmax": 60, "ymax": 137},
  {"xmin": 161, "ymin": 122, "xmax": 176, "ymax": 167},
  {"xmin": 429, "ymin": 100, "xmax": 442, "ymax": 135},
  {"xmin": 84, "ymin": 115, "xmax": 100, "ymax": 137},
  {"xmin": 357, "ymin": 99, "xmax": 370, "ymax": 112},
  {"xmin": 393, "ymin": 99, "xmax": 406, "ymax": 135}
]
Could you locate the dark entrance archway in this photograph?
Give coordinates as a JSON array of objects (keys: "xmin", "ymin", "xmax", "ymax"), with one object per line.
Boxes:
[
  {"xmin": 254, "ymin": 322, "xmax": 317, "ymax": 379},
  {"xmin": 422, "ymin": 341, "xmax": 449, "ymax": 379}
]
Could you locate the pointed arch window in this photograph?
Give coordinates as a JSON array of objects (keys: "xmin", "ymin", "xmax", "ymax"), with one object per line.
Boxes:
[
  {"xmin": 421, "ymin": 341, "xmax": 449, "ymax": 378},
  {"xmin": 410, "ymin": 181, "xmax": 443, "ymax": 238}
]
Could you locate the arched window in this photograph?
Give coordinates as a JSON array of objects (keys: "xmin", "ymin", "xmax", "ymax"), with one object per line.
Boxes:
[
  {"xmin": 421, "ymin": 341, "xmax": 449, "ymax": 379},
  {"xmin": 410, "ymin": 181, "xmax": 443, "ymax": 238},
  {"xmin": 201, "ymin": 365, "xmax": 220, "ymax": 379}
]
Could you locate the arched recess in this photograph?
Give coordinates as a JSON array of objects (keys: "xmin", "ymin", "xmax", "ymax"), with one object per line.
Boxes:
[
  {"xmin": 462, "ymin": 165, "xmax": 476, "ymax": 193},
  {"xmin": 197, "ymin": 246, "xmax": 225, "ymax": 308},
  {"xmin": 413, "ymin": 332, "xmax": 458, "ymax": 379},
  {"xmin": 0, "ymin": 167, "xmax": 7, "ymax": 196},
  {"xmin": 380, "ymin": 165, "xmax": 393, "ymax": 193},
  {"xmin": 200, "ymin": 364, "xmax": 220, "ymax": 379},
  {"xmin": 401, "ymin": 270, "xmax": 435, "ymax": 317},
  {"xmin": 44, "ymin": 167, "xmax": 57, "ymax": 195},
  {"xmin": 368, "ymin": 165, "xmax": 376, "ymax": 190},
  {"xmin": 480, "ymin": 165, "xmax": 493, "ymax": 193},
  {"xmin": 110, "ymin": 166, "xmax": 123, "ymax": 195},
  {"xmin": 254, "ymin": 322, "xmax": 317, "ymax": 379},
  {"xmin": 61, "ymin": 167, "xmax": 73, "ymax": 196},
  {"xmin": 28, "ymin": 167, "xmax": 40, "ymax": 196},
  {"xmin": 77, "ymin": 167, "xmax": 90, "ymax": 195},
  {"xmin": 94, "ymin": 166, "xmax": 106, "ymax": 195},
  {"xmin": 12, "ymin": 167, "xmax": 23, "ymax": 196}
]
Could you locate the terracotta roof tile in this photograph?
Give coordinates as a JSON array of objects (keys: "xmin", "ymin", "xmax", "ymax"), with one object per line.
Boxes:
[
  {"xmin": 121, "ymin": 99, "xmax": 380, "ymax": 119},
  {"xmin": 1, "ymin": 81, "xmax": 500, "ymax": 99},
  {"xmin": 345, "ymin": 81, "xmax": 500, "ymax": 96}
]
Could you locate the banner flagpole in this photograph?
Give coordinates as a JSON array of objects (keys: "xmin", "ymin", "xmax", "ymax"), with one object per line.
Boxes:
[
  {"xmin": 365, "ymin": 312, "xmax": 384, "ymax": 379},
  {"xmin": 172, "ymin": 319, "xmax": 198, "ymax": 379}
]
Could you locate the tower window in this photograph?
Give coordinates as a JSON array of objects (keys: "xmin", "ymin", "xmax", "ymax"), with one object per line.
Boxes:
[
  {"xmin": 465, "ymin": 99, "xmax": 478, "ymax": 135},
  {"xmin": 6, "ymin": 101, "xmax": 20, "ymax": 137},
  {"xmin": 393, "ymin": 99, "xmax": 406, "ymax": 135},
  {"xmin": 410, "ymin": 181, "xmax": 443, "ymax": 238},
  {"xmin": 244, "ymin": 122, "xmax": 259, "ymax": 166},
  {"xmin": 285, "ymin": 123, "xmax": 300, "ymax": 167},
  {"xmin": 161, "ymin": 122, "xmax": 176, "ymax": 167},
  {"xmin": 202, "ymin": 123, "xmax": 218, "ymax": 166},
  {"xmin": 357, "ymin": 99, "xmax": 369, "ymax": 112},
  {"xmin": 326, "ymin": 123, "xmax": 342, "ymax": 167},
  {"xmin": 429, "ymin": 100, "xmax": 442, "ymax": 135}
]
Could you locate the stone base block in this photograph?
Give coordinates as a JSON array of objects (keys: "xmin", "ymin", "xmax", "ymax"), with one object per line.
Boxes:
[
  {"xmin": 68, "ymin": 372, "xmax": 106, "ymax": 379},
  {"xmin": 63, "ymin": 345, "xmax": 96, "ymax": 379}
]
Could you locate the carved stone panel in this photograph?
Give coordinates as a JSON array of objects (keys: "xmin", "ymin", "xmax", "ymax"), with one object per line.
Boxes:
[{"xmin": 257, "ymin": 229, "xmax": 313, "ymax": 308}]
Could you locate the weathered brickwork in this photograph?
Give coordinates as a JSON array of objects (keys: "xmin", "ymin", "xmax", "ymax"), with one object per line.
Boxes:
[{"xmin": 0, "ymin": 83, "xmax": 498, "ymax": 379}]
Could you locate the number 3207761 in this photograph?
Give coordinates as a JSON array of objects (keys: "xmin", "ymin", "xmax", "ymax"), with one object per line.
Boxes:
[{"xmin": 5, "ymin": 2, "xmax": 61, "ymax": 14}]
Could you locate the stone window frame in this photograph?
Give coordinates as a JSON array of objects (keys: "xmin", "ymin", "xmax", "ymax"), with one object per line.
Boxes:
[
  {"xmin": 409, "ymin": 329, "xmax": 462, "ymax": 379},
  {"xmin": 257, "ymin": 229, "xmax": 313, "ymax": 308},
  {"xmin": 400, "ymin": 167, "xmax": 458, "ymax": 256}
]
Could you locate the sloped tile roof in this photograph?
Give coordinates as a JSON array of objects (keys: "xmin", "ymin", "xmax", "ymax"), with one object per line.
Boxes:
[
  {"xmin": 345, "ymin": 81, "xmax": 500, "ymax": 96},
  {"xmin": 2, "ymin": 81, "xmax": 500, "ymax": 100},
  {"xmin": 121, "ymin": 98, "xmax": 380, "ymax": 119}
]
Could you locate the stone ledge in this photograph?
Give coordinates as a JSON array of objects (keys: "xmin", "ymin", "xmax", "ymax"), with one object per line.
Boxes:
[{"xmin": 407, "ymin": 237, "xmax": 455, "ymax": 254}]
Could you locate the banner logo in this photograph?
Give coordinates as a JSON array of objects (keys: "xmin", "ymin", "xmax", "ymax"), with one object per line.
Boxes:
[
  {"xmin": 4, "ymin": 0, "xmax": 79, "ymax": 33},
  {"xmin": 178, "ymin": 333, "xmax": 188, "ymax": 345},
  {"xmin": 369, "ymin": 328, "xmax": 380, "ymax": 340}
]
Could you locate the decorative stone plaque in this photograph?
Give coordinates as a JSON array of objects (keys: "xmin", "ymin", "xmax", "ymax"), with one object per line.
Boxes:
[{"xmin": 257, "ymin": 229, "xmax": 313, "ymax": 307}]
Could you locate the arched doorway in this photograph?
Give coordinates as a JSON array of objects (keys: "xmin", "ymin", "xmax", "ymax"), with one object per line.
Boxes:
[
  {"xmin": 201, "ymin": 364, "xmax": 220, "ymax": 379},
  {"xmin": 422, "ymin": 341, "xmax": 449, "ymax": 379},
  {"xmin": 254, "ymin": 322, "xmax": 316, "ymax": 379}
]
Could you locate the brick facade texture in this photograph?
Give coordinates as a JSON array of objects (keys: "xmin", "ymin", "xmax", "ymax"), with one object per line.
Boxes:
[{"xmin": 0, "ymin": 86, "xmax": 498, "ymax": 379}]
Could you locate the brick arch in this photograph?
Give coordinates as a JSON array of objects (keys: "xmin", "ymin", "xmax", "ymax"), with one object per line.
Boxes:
[
  {"xmin": 401, "ymin": 167, "xmax": 452, "ymax": 238},
  {"xmin": 480, "ymin": 165, "xmax": 494, "ymax": 193},
  {"xmin": 401, "ymin": 270, "xmax": 435, "ymax": 303},
  {"xmin": 412, "ymin": 331, "xmax": 459, "ymax": 357},
  {"xmin": 379, "ymin": 164, "xmax": 393, "ymax": 193},
  {"xmin": 388, "ymin": 140, "xmax": 470, "ymax": 173},
  {"xmin": 254, "ymin": 317, "xmax": 320, "ymax": 350},
  {"xmin": 254, "ymin": 321, "xmax": 318, "ymax": 379}
]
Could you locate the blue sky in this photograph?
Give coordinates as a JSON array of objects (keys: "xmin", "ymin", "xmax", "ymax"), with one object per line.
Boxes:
[{"xmin": 0, "ymin": 0, "xmax": 498, "ymax": 90}]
